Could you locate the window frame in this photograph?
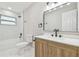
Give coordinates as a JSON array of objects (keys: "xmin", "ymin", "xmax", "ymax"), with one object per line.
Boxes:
[{"xmin": 0, "ymin": 14, "xmax": 17, "ymax": 26}]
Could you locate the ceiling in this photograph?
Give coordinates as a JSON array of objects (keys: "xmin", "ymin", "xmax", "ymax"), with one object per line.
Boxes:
[{"xmin": 0, "ymin": 2, "xmax": 33, "ymax": 13}]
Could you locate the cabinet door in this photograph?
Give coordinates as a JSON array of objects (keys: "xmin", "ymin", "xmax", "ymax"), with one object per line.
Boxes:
[
  {"xmin": 35, "ymin": 39, "xmax": 47, "ymax": 57},
  {"xmin": 77, "ymin": 48, "xmax": 79, "ymax": 56},
  {"xmin": 47, "ymin": 45, "xmax": 61, "ymax": 57},
  {"xmin": 62, "ymin": 48, "xmax": 77, "ymax": 57},
  {"xmin": 48, "ymin": 43, "xmax": 63, "ymax": 57},
  {"xmin": 48, "ymin": 41, "xmax": 77, "ymax": 57}
]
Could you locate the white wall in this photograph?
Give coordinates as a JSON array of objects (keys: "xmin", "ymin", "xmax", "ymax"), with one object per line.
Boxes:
[
  {"xmin": 23, "ymin": 2, "xmax": 46, "ymax": 42},
  {"xmin": 0, "ymin": 8, "xmax": 21, "ymax": 41}
]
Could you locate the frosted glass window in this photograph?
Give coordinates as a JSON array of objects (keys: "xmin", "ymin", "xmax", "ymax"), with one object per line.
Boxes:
[
  {"xmin": 1, "ymin": 16, "xmax": 16, "ymax": 21},
  {"xmin": 0, "ymin": 15, "xmax": 16, "ymax": 25},
  {"xmin": 1, "ymin": 21, "xmax": 16, "ymax": 25}
]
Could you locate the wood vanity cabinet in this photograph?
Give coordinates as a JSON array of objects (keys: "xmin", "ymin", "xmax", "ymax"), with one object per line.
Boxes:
[
  {"xmin": 35, "ymin": 39, "xmax": 48, "ymax": 57},
  {"xmin": 35, "ymin": 38, "xmax": 78, "ymax": 57},
  {"xmin": 47, "ymin": 41, "xmax": 77, "ymax": 57},
  {"xmin": 77, "ymin": 48, "xmax": 79, "ymax": 56}
]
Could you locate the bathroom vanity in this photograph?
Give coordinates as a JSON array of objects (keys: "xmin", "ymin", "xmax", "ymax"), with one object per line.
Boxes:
[
  {"xmin": 34, "ymin": 2, "xmax": 79, "ymax": 57},
  {"xmin": 35, "ymin": 35, "xmax": 79, "ymax": 57}
]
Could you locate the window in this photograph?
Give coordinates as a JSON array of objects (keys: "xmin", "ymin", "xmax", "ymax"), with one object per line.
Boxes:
[{"xmin": 0, "ymin": 15, "xmax": 16, "ymax": 25}]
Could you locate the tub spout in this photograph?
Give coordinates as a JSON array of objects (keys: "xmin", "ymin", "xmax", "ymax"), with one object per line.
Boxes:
[{"xmin": 19, "ymin": 33, "xmax": 22, "ymax": 38}]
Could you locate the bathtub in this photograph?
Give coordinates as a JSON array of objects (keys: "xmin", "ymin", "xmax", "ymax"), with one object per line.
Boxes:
[
  {"xmin": 0, "ymin": 38, "xmax": 29, "ymax": 52},
  {"xmin": 0, "ymin": 38, "xmax": 34, "ymax": 56}
]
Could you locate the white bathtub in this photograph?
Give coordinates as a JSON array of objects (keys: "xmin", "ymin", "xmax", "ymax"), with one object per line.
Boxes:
[
  {"xmin": 0, "ymin": 38, "xmax": 29, "ymax": 51},
  {"xmin": 0, "ymin": 38, "xmax": 34, "ymax": 57}
]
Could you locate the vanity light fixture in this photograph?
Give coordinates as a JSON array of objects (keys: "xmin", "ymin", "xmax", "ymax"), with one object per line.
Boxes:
[
  {"xmin": 66, "ymin": 3, "xmax": 71, "ymax": 5},
  {"xmin": 45, "ymin": 2, "xmax": 67, "ymax": 11}
]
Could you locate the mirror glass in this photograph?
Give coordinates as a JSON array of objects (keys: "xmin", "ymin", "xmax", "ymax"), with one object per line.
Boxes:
[{"xmin": 43, "ymin": 2, "xmax": 78, "ymax": 32}]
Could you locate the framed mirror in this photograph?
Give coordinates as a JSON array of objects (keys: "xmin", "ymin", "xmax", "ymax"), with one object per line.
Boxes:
[{"xmin": 43, "ymin": 2, "xmax": 78, "ymax": 32}]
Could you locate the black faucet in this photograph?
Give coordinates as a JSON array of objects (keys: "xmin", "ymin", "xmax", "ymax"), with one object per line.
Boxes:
[{"xmin": 53, "ymin": 29, "xmax": 59, "ymax": 37}]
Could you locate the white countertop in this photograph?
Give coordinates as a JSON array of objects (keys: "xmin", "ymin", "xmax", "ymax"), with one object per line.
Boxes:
[{"xmin": 35, "ymin": 34, "xmax": 79, "ymax": 47}]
